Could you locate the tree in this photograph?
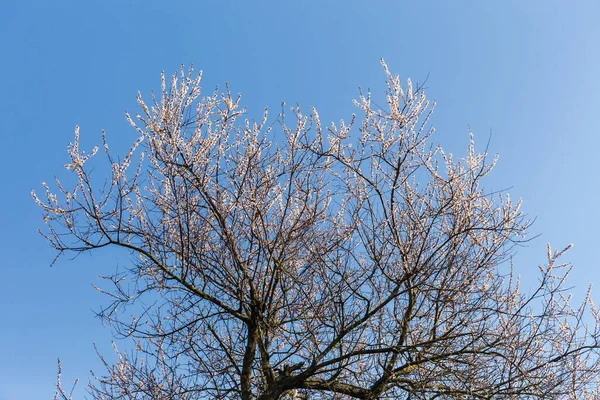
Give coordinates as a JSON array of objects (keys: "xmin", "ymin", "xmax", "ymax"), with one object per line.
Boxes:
[{"xmin": 35, "ymin": 60, "xmax": 600, "ymax": 399}]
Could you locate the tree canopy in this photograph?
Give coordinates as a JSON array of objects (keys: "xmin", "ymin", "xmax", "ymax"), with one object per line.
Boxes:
[{"xmin": 36, "ymin": 61, "xmax": 600, "ymax": 399}]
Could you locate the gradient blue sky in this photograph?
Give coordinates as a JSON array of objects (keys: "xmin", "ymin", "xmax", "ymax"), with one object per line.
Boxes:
[{"xmin": 2, "ymin": 1, "xmax": 599, "ymax": 398}]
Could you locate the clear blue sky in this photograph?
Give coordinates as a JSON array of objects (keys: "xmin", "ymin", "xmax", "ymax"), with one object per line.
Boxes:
[{"xmin": 1, "ymin": 1, "xmax": 599, "ymax": 398}]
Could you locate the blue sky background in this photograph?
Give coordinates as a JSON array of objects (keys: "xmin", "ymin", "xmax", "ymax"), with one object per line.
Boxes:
[{"xmin": 1, "ymin": 1, "xmax": 599, "ymax": 398}]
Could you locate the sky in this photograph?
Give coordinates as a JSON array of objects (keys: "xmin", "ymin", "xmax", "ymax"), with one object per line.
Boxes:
[{"xmin": 1, "ymin": 1, "xmax": 599, "ymax": 398}]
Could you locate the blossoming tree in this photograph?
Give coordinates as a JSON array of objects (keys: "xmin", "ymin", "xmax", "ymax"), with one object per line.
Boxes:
[{"xmin": 37, "ymin": 61, "xmax": 600, "ymax": 399}]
